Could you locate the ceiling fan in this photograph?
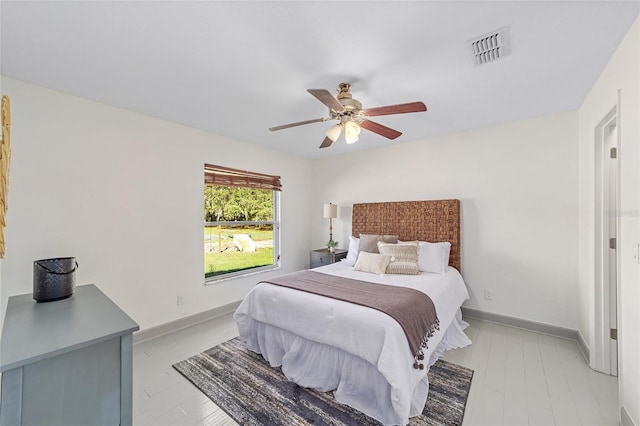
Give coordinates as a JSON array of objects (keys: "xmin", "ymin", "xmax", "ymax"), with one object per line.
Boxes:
[{"xmin": 269, "ymin": 83, "xmax": 427, "ymax": 149}]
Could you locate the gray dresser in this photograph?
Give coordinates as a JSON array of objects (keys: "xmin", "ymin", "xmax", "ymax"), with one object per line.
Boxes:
[{"xmin": 0, "ymin": 284, "xmax": 139, "ymax": 426}]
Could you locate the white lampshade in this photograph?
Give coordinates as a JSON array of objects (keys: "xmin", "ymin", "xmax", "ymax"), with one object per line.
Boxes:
[
  {"xmin": 325, "ymin": 123, "xmax": 342, "ymax": 142},
  {"xmin": 344, "ymin": 120, "xmax": 361, "ymax": 144},
  {"xmin": 323, "ymin": 203, "xmax": 338, "ymax": 219}
]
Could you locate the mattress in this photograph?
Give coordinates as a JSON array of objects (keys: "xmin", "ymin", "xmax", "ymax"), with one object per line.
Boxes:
[{"xmin": 234, "ymin": 261, "xmax": 471, "ymax": 425}]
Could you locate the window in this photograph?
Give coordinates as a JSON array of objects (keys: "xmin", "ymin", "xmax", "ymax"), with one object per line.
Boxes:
[{"xmin": 204, "ymin": 164, "xmax": 281, "ymax": 282}]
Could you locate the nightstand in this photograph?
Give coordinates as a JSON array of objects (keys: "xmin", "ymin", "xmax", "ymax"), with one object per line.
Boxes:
[{"xmin": 310, "ymin": 248, "xmax": 348, "ymax": 269}]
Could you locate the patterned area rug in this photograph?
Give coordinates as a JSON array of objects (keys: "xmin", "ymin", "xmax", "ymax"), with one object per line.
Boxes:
[{"xmin": 173, "ymin": 337, "xmax": 473, "ymax": 426}]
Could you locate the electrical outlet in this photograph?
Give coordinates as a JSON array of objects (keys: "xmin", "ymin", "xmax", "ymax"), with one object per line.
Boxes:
[
  {"xmin": 484, "ymin": 289, "xmax": 494, "ymax": 301},
  {"xmin": 177, "ymin": 295, "xmax": 184, "ymax": 306}
]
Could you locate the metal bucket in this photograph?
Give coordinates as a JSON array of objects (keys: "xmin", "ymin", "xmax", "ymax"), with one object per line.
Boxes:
[{"xmin": 33, "ymin": 257, "xmax": 78, "ymax": 302}]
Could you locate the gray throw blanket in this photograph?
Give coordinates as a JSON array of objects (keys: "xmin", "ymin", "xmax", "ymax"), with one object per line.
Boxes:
[{"xmin": 261, "ymin": 270, "xmax": 440, "ymax": 370}]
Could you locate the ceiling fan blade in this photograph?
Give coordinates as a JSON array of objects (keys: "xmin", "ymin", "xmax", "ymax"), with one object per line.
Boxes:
[
  {"xmin": 269, "ymin": 118, "xmax": 325, "ymax": 131},
  {"xmin": 319, "ymin": 136, "xmax": 334, "ymax": 149},
  {"xmin": 307, "ymin": 89, "xmax": 345, "ymax": 112},
  {"xmin": 359, "ymin": 120, "xmax": 402, "ymax": 140},
  {"xmin": 362, "ymin": 101, "xmax": 427, "ymax": 117}
]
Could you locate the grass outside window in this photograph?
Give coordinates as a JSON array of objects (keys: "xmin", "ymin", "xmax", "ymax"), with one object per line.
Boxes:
[{"xmin": 204, "ymin": 226, "xmax": 275, "ymax": 278}]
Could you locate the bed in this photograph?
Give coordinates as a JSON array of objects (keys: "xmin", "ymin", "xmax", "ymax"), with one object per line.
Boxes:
[{"xmin": 234, "ymin": 200, "xmax": 471, "ymax": 425}]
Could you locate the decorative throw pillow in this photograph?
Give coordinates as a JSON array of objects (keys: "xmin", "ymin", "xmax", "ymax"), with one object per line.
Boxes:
[
  {"xmin": 417, "ymin": 241, "xmax": 452, "ymax": 273},
  {"xmin": 353, "ymin": 251, "xmax": 392, "ymax": 275},
  {"xmin": 358, "ymin": 234, "xmax": 399, "ymax": 254},
  {"xmin": 344, "ymin": 236, "xmax": 360, "ymax": 265},
  {"xmin": 378, "ymin": 242, "xmax": 420, "ymax": 275}
]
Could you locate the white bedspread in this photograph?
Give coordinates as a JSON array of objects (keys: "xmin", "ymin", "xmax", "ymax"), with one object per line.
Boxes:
[{"xmin": 234, "ymin": 262, "xmax": 471, "ymax": 425}]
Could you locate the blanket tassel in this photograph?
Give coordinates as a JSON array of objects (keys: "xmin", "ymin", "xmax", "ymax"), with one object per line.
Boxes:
[{"xmin": 413, "ymin": 318, "xmax": 441, "ymax": 370}]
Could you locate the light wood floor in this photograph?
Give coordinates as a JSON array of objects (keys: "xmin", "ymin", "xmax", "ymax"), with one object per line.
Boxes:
[{"xmin": 132, "ymin": 315, "xmax": 619, "ymax": 425}]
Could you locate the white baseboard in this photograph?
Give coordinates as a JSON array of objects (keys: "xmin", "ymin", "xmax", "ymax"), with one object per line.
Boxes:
[
  {"xmin": 576, "ymin": 329, "xmax": 590, "ymax": 364},
  {"xmin": 461, "ymin": 307, "xmax": 579, "ymax": 341},
  {"xmin": 621, "ymin": 406, "xmax": 636, "ymax": 426},
  {"xmin": 133, "ymin": 301, "xmax": 241, "ymax": 345}
]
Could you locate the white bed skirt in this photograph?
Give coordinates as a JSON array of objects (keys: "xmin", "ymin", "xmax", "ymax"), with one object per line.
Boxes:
[{"xmin": 241, "ymin": 309, "xmax": 470, "ymax": 426}]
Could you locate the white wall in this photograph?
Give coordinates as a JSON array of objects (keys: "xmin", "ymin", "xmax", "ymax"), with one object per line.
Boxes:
[
  {"xmin": 0, "ymin": 78, "xmax": 312, "ymax": 331},
  {"xmin": 311, "ymin": 112, "xmax": 579, "ymax": 329},
  {"xmin": 578, "ymin": 17, "xmax": 640, "ymax": 425}
]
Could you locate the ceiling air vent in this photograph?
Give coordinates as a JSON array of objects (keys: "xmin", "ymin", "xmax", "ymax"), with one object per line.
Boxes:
[{"xmin": 468, "ymin": 26, "xmax": 509, "ymax": 65}]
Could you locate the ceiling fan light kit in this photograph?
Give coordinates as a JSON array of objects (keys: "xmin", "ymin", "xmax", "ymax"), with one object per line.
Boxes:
[
  {"xmin": 269, "ymin": 82, "xmax": 427, "ymax": 149},
  {"xmin": 325, "ymin": 123, "xmax": 342, "ymax": 142},
  {"xmin": 344, "ymin": 120, "xmax": 361, "ymax": 144}
]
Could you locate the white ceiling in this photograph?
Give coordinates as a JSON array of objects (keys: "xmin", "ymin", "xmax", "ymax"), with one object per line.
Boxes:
[{"xmin": 1, "ymin": 1, "xmax": 638, "ymax": 159}]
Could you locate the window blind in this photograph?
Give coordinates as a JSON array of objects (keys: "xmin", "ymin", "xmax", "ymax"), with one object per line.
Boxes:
[{"xmin": 204, "ymin": 164, "xmax": 282, "ymax": 191}]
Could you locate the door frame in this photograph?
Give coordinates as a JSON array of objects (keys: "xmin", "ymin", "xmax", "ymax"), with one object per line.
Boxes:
[{"xmin": 593, "ymin": 105, "xmax": 620, "ymax": 376}]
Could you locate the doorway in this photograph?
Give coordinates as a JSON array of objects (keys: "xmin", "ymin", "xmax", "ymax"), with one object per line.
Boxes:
[{"xmin": 594, "ymin": 106, "xmax": 619, "ymax": 376}]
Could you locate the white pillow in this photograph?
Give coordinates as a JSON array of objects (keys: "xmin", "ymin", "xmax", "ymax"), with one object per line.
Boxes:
[
  {"xmin": 353, "ymin": 251, "xmax": 392, "ymax": 275},
  {"xmin": 377, "ymin": 242, "xmax": 420, "ymax": 275},
  {"xmin": 417, "ymin": 241, "xmax": 451, "ymax": 273},
  {"xmin": 344, "ymin": 236, "xmax": 360, "ymax": 265}
]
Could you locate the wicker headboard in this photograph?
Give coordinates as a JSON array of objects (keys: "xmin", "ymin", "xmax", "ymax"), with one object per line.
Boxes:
[{"xmin": 352, "ymin": 199, "xmax": 460, "ymax": 271}]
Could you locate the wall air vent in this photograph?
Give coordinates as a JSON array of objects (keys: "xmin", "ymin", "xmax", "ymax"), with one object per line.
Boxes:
[{"xmin": 468, "ymin": 26, "xmax": 509, "ymax": 65}]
